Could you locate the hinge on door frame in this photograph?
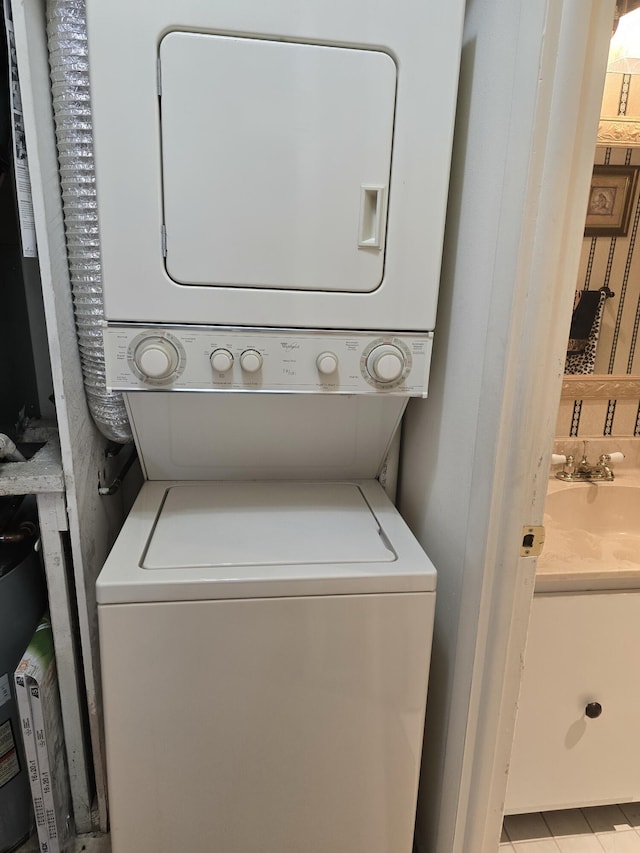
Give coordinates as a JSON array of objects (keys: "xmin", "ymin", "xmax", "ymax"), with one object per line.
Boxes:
[
  {"xmin": 521, "ymin": 525, "xmax": 545, "ymax": 557},
  {"xmin": 161, "ymin": 224, "xmax": 167, "ymax": 257},
  {"xmin": 157, "ymin": 57, "xmax": 162, "ymax": 97}
]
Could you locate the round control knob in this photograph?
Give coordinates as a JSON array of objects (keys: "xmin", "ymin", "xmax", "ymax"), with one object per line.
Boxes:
[
  {"xmin": 366, "ymin": 344, "xmax": 405, "ymax": 383},
  {"xmin": 240, "ymin": 349, "xmax": 263, "ymax": 373},
  {"xmin": 134, "ymin": 337, "xmax": 179, "ymax": 381},
  {"xmin": 585, "ymin": 702, "xmax": 603, "ymax": 719},
  {"xmin": 316, "ymin": 351, "xmax": 338, "ymax": 375},
  {"xmin": 210, "ymin": 349, "xmax": 234, "ymax": 373}
]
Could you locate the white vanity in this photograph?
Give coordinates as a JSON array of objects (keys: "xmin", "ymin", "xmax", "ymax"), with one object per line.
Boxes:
[{"xmin": 505, "ymin": 443, "xmax": 640, "ymax": 814}]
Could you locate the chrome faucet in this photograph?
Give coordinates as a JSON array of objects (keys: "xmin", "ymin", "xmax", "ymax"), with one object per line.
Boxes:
[{"xmin": 554, "ymin": 442, "xmax": 624, "ymax": 482}]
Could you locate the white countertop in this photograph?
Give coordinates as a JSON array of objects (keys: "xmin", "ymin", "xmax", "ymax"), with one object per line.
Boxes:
[{"xmin": 536, "ymin": 438, "xmax": 640, "ymax": 593}]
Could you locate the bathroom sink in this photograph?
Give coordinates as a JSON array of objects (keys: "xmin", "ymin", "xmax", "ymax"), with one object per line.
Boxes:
[
  {"xmin": 546, "ymin": 484, "xmax": 640, "ymax": 532},
  {"xmin": 543, "ymin": 484, "xmax": 640, "ymax": 567}
]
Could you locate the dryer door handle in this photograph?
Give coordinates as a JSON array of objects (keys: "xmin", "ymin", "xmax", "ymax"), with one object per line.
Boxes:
[{"xmin": 358, "ymin": 185, "xmax": 385, "ymax": 249}]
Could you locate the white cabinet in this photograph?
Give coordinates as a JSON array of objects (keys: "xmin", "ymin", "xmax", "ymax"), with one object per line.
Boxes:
[{"xmin": 505, "ymin": 591, "xmax": 640, "ymax": 814}]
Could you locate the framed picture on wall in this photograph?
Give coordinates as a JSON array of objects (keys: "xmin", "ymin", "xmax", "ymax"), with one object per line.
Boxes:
[{"xmin": 584, "ymin": 164, "xmax": 640, "ymax": 237}]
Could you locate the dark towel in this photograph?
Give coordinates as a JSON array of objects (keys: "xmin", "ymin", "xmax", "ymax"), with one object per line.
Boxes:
[{"xmin": 567, "ymin": 290, "xmax": 602, "ymax": 355}]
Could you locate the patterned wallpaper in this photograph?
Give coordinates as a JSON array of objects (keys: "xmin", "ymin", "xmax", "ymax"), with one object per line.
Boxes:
[
  {"xmin": 559, "ymin": 72, "xmax": 640, "ymax": 438},
  {"xmin": 557, "ymin": 395, "xmax": 640, "ymax": 438}
]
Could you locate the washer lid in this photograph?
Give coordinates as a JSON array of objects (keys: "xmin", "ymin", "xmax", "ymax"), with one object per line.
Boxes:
[
  {"xmin": 143, "ymin": 483, "xmax": 394, "ymax": 568},
  {"xmin": 97, "ymin": 480, "xmax": 436, "ymax": 603}
]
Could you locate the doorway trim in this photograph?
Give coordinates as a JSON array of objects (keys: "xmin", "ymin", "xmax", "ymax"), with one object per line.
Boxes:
[{"xmin": 399, "ymin": 2, "xmax": 616, "ymax": 851}]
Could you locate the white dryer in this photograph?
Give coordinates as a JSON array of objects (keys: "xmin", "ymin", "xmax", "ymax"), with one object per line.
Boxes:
[
  {"xmin": 86, "ymin": 0, "xmax": 465, "ymax": 338},
  {"xmin": 97, "ymin": 479, "xmax": 436, "ymax": 853}
]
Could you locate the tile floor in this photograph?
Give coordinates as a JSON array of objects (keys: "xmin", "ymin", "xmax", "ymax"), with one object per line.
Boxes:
[
  {"xmin": 15, "ymin": 805, "xmax": 640, "ymax": 852},
  {"xmin": 502, "ymin": 804, "xmax": 640, "ymax": 851}
]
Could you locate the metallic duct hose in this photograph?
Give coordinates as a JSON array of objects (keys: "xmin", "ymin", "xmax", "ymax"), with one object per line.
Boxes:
[{"xmin": 46, "ymin": 0, "xmax": 132, "ymax": 443}]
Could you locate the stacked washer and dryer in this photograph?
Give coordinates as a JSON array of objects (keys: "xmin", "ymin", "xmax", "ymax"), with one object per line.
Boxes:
[{"xmin": 87, "ymin": 2, "xmax": 464, "ymax": 851}]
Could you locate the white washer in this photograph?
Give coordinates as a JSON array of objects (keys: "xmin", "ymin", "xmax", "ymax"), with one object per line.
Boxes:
[{"xmin": 97, "ymin": 479, "xmax": 436, "ymax": 853}]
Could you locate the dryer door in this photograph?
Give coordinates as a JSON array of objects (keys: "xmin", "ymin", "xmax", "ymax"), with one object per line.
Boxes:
[{"xmin": 159, "ymin": 33, "xmax": 396, "ymax": 293}]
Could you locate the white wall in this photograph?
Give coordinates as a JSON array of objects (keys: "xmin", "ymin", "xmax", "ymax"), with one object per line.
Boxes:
[{"xmin": 400, "ymin": 4, "xmax": 546, "ymax": 848}]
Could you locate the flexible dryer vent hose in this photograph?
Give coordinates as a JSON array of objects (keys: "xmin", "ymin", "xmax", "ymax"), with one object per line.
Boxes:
[{"xmin": 46, "ymin": 0, "xmax": 132, "ymax": 443}]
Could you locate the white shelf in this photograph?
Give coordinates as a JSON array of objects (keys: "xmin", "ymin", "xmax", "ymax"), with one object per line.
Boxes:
[{"xmin": 0, "ymin": 423, "xmax": 93, "ymax": 835}]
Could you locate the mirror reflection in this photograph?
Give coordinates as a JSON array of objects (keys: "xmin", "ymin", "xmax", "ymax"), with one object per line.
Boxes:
[{"xmin": 568, "ymin": 10, "xmax": 640, "ymax": 377}]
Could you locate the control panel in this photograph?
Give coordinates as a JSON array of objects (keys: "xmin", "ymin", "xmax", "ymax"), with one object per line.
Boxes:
[{"xmin": 104, "ymin": 325, "xmax": 433, "ymax": 396}]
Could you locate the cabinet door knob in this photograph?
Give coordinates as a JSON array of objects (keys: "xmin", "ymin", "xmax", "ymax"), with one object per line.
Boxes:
[{"xmin": 585, "ymin": 702, "xmax": 602, "ymax": 719}]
